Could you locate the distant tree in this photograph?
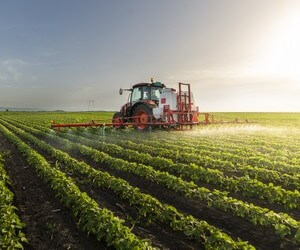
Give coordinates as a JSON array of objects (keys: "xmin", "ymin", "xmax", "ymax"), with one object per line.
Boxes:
[{"xmin": 5, "ymin": 109, "xmax": 9, "ymax": 112}]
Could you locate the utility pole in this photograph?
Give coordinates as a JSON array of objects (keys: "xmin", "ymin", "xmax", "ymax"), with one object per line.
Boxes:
[{"xmin": 88, "ymin": 100, "xmax": 95, "ymax": 111}]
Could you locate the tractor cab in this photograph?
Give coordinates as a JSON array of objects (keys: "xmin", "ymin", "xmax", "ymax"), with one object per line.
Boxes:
[{"xmin": 130, "ymin": 81, "xmax": 165, "ymax": 105}]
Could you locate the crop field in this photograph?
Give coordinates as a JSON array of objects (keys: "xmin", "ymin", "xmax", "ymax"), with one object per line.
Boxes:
[{"xmin": 0, "ymin": 112, "xmax": 299, "ymax": 249}]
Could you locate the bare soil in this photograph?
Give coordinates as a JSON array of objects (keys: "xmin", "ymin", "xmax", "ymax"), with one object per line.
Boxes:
[{"xmin": 0, "ymin": 132, "xmax": 108, "ymax": 250}]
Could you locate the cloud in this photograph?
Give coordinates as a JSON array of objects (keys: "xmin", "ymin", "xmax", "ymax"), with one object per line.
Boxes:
[
  {"xmin": 166, "ymin": 62, "xmax": 299, "ymax": 89},
  {"xmin": 0, "ymin": 59, "xmax": 37, "ymax": 85},
  {"xmin": 1, "ymin": 59, "xmax": 27, "ymax": 81}
]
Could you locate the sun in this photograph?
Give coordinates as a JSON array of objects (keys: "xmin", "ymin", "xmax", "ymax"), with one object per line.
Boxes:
[{"xmin": 257, "ymin": 6, "xmax": 300, "ymax": 82}]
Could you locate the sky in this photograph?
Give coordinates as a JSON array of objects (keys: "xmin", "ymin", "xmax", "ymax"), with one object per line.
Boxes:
[{"xmin": 0, "ymin": 0, "xmax": 299, "ymax": 112}]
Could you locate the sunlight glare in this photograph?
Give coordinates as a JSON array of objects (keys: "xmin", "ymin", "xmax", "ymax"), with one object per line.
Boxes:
[{"xmin": 257, "ymin": 6, "xmax": 300, "ymax": 83}]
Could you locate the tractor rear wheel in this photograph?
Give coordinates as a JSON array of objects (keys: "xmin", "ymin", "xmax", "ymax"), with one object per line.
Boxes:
[
  {"xmin": 112, "ymin": 112, "xmax": 125, "ymax": 129},
  {"xmin": 132, "ymin": 105, "xmax": 153, "ymax": 132}
]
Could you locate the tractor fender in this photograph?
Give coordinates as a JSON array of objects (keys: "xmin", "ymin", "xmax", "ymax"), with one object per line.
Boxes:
[
  {"xmin": 120, "ymin": 103, "xmax": 131, "ymax": 117},
  {"xmin": 129, "ymin": 101, "xmax": 156, "ymax": 117}
]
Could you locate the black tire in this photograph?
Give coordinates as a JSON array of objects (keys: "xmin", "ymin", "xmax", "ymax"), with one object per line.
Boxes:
[
  {"xmin": 112, "ymin": 112, "xmax": 125, "ymax": 129},
  {"xmin": 132, "ymin": 105, "xmax": 153, "ymax": 132}
]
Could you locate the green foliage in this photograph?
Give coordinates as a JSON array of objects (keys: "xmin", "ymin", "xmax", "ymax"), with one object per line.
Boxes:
[
  {"xmin": 0, "ymin": 153, "xmax": 28, "ymax": 249},
  {"xmin": 5, "ymin": 119, "xmax": 299, "ymax": 245},
  {"xmin": 0, "ymin": 123, "xmax": 153, "ymax": 249},
  {"xmin": 0, "ymin": 119, "xmax": 254, "ymax": 249},
  {"xmin": 62, "ymin": 130, "xmax": 300, "ymax": 209},
  {"xmin": 1, "ymin": 111, "xmax": 300, "ymax": 248}
]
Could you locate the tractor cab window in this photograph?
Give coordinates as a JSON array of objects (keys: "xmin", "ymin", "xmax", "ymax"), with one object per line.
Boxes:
[
  {"xmin": 131, "ymin": 86, "xmax": 162, "ymax": 102},
  {"xmin": 131, "ymin": 87, "xmax": 142, "ymax": 102},
  {"xmin": 151, "ymin": 88, "xmax": 161, "ymax": 101},
  {"xmin": 142, "ymin": 87, "xmax": 150, "ymax": 99}
]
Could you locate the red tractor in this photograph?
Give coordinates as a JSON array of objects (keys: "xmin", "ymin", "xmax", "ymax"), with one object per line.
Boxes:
[{"xmin": 112, "ymin": 79, "xmax": 200, "ymax": 131}]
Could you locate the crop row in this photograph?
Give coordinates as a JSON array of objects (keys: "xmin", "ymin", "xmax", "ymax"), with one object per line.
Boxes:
[
  {"xmin": 155, "ymin": 131, "xmax": 300, "ymax": 159},
  {"xmin": 0, "ymin": 120, "xmax": 253, "ymax": 249},
  {"xmin": 56, "ymin": 130, "xmax": 300, "ymax": 208},
  {"xmin": 7, "ymin": 117, "xmax": 300, "ymax": 191},
  {"xmin": 100, "ymin": 132, "xmax": 300, "ymax": 176},
  {"xmin": 11, "ymin": 116, "xmax": 300, "ymax": 162},
  {"xmin": 161, "ymin": 127, "xmax": 299, "ymax": 147},
  {"xmin": 77, "ymin": 130, "xmax": 300, "ymax": 191},
  {"xmin": 169, "ymin": 138, "xmax": 299, "ymax": 163},
  {"xmin": 60, "ymin": 128, "xmax": 300, "ymax": 208},
  {"xmin": 125, "ymin": 135, "xmax": 300, "ymax": 173},
  {"xmin": 109, "ymin": 127, "xmax": 300, "ymax": 162},
  {"xmin": 7, "ymin": 118, "xmax": 299, "ymax": 193},
  {"xmin": 0, "ymin": 123, "xmax": 153, "ymax": 249},
  {"xmin": 4, "ymin": 119, "xmax": 299, "ymax": 244},
  {"xmin": 10, "ymin": 115, "xmax": 300, "ymax": 150},
  {"xmin": 0, "ymin": 153, "xmax": 28, "ymax": 249}
]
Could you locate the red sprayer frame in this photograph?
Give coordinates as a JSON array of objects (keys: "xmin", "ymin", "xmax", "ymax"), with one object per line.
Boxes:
[{"xmin": 51, "ymin": 82, "xmax": 251, "ymax": 131}]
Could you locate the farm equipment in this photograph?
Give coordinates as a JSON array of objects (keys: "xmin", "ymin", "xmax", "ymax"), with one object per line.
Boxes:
[{"xmin": 51, "ymin": 79, "xmax": 250, "ymax": 131}]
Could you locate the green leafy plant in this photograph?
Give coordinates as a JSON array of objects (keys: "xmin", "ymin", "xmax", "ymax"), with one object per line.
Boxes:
[
  {"xmin": 0, "ymin": 153, "xmax": 28, "ymax": 249},
  {"xmin": 0, "ymin": 119, "xmax": 254, "ymax": 249},
  {"xmin": 0, "ymin": 123, "xmax": 153, "ymax": 249},
  {"xmin": 4, "ymin": 119, "xmax": 299, "ymax": 245}
]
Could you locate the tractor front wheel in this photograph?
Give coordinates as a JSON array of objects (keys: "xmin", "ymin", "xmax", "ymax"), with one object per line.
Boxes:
[
  {"xmin": 112, "ymin": 112, "xmax": 125, "ymax": 129},
  {"xmin": 132, "ymin": 105, "xmax": 153, "ymax": 131}
]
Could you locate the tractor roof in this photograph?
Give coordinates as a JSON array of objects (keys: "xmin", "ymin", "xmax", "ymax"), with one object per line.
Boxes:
[{"xmin": 133, "ymin": 82, "xmax": 165, "ymax": 88}]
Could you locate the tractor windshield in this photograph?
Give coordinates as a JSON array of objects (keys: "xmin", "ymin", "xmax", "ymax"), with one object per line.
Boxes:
[
  {"xmin": 151, "ymin": 87, "xmax": 161, "ymax": 101},
  {"xmin": 131, "ymin": 86, "xmax": 162, "ymax": 102},
  {"xmin": 142, "ymin": 87, "xmax": 150, "ymax": 99}
]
